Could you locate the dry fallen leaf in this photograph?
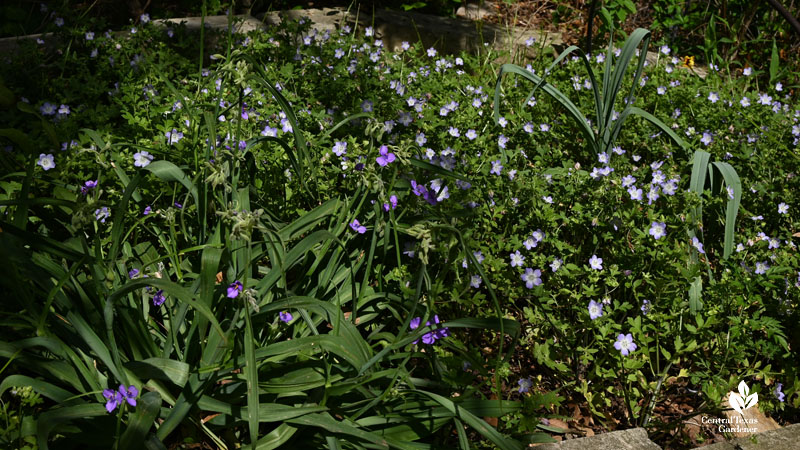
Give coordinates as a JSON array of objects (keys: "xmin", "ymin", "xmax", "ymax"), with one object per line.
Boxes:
[
  {"xmin": 547, "ymin": 418, "xmax": 570, "ymax": 432},
  {"xmin": 215, "ymin": 271, "xmax": 223, "ymax": 284}
]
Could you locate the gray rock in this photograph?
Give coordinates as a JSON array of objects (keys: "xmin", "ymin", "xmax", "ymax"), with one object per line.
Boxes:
[
  {"xmin": 534, "ymin": 428, "xmax": 661, "ymax": 450},
  {"xmin": 735, "ymin": 423, "xmax": 800, "ymax": 449},
  {"xmin": 456, "ymin": 3, "xmax": 494, "ymax": 21},
  {"xmin": 153, "ymin": 14, "xmax": 266, "ymax": 34},
  {"xmin": 701, "ymin": 442, "xmax": 737, "ymax": 449}
]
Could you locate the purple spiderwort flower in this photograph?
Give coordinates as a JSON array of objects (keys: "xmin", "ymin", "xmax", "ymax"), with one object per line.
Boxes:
[
  {"xmin": 120, "ymin": 385, "xmax": 138, "ymax": 406},
  {"xmin": 227, "ymin": 281, "xmax": 243, "ymax": 298},
  {"xmin": 128, "ymin": 269, "xmax": 140, "ymax": 279},
  {"xmin": 153, "ymin": 290, "xmax": 166, "ymax": 306},
  {"xmin": 104, "ymin": 384, "xmax": 138, "ymax": 413},
  {"xmin": 410, "ymin": 315, "xmax": 449, "ymax": 345},
  {"xmin": 376, "ymin": 145, "xmax": 396, "ymax": 166},
  {"xmin": 143, "ymin": 206, "xmax": 152, "ymax": 215},
  {"xmin": 103, "ymin": 389, "xmax": 122, "ymax": 413},
  {"xmin": 383, "ymin": 195, "xmax": 398, "ymax": 211},
  {"xmin": 350, "ymin": 219, "xmax": 367, "ymax": 234},
  {"xmin": 279, "ymin": 311, "xmax": 293, "ymax": 323},
  {"xmin": 80, "ymin": 180, "xmax": 98, "ymax": 195}
]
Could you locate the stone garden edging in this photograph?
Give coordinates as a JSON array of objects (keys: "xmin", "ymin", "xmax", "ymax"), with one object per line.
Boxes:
[{"xmin": 530, "ymin": 423, "xmax": 800, "ymax": 449}]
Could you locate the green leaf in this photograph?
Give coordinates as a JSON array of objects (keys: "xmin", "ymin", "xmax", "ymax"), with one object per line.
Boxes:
[
  {"xmin": 256, "ymin": 423, "xmax": 298, "ymax": 448},
  {"xmin": 0, "ymin": 375, "xmax": 74, "ymax": 403},
  {"xmin": 0, "ymin": 128, "xmax": 35, "ymax": 154},
  {"xmin": 0, "ymin": 80, "xmax": 14, "ymax": 107},
  {"xmin": 124, "ymin": 358, "xmax": 190, "ymax": 387},
  {"xmin": 66, "ymin": 311, "xmax": 125, "ymax": 384},
  {"xmin": 406, "ymin": 390, "xmax": 523, "ymax": 450},
  {"xmin": 120, "ymin": 391, "xmax": 162, "ymax": 450},
  {"xmin": 244, "ymin": 306, "xmax": 259, "ymax": 445},
  {"xmin": 494, "ymin": 64, "xmax": 596, "ymax": 157},
  {"xmin": 286, "ymin": 413, "xmax": 389, "ymax": 448},
  {"xmin": 143, "ymin": 160, "xmax": 199, "ymax": 208},
  {"xmin": 689, "ymin": 276, "xmax": 703, "ymax": 314},
  {"xmin": 769, "ymin": 38, "xmax": 780, "ymax": 83},
  {"xmin": 37, "ymin": 404, "xmax": 108, "ymax": 450},
  {"xmin": 710, "ymin": 162, "xmax": 741, "ymax": 259}
]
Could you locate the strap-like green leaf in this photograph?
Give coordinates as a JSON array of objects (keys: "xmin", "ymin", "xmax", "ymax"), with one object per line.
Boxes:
[
  {"xmin": 143, "ymin": 160, "xmax": 199, "ymax": 208},
  {"xmin": 124, "ymin": 358, "xmax": 190, "ymax": 387},
  {"xmin": 37, "ymin": 403, "xmax": 108, "ymax": 450},
  {"xmin": 710, "ymin": 161, "xmax": 742, "ymax": 259},
  {"xmin": 120, "ymin": 391, "xmax": 163, "ymax": 450},
  {"xmin": 494, "ymin": 64, "xmax": 597, "ymax": 155}
]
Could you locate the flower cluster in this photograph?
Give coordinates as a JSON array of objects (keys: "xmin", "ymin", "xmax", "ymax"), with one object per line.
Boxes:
[
  {"xmin": 409, "ymin": 315, "xmax": 450, "ymax": 345},
  {"xmin": 103, "ymin": 384, "xmax": 138, "ymax": 413}
]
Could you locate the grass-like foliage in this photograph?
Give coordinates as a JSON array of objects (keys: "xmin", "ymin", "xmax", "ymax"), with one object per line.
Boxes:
[{"xmin": 494, "ymin": 28, "xmax": 686, "ymax": 161}]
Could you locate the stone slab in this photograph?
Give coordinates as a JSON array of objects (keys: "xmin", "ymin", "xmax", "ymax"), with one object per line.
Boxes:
[
  {"xmin": 534, "ymin": 427, "xmax": 661, "ymax": 449},
  {"xmin": 735, "ymin": 423, "xmax": 800, "ymax": 449}
]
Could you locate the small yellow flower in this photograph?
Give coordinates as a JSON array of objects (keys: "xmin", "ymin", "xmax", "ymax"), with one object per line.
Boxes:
[{"xmin": 681, "ymin": 56, "xmax": 695, "ymax": 69}]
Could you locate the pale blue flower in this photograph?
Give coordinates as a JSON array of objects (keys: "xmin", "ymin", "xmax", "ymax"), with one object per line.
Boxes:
[
  {"xmin": 649, "ymin": 222, "xmax": 667, "ymax": 240},
  {"xmin": 38, "ymin": 153, "xmax": 55, "ymax": 171},
  {"xmin": 470, "ymin": 275, "xmax": 482, "ymax": 288},
  {"xmin": 628, "ymin": 186, "xmax": 643, "ymax": 201},
  {"xmin": 490, "ymin": 160, "xmax": 503, "ymax": 176},
  {"xmin": 692, "ymin": 237, "xmax": 705, "ymax": 254},
  {"xmin": 95, "ymin": 207, "xmax": 110, "ymax": 223},
  {"xmin": 614, "ymin": 333, "xmax": 637, "ymax": 356},
  {"xmin": 589, "ymin": 255, "xmax": 603, "ymax": 270},
  {"xmin": 775, "ymin": 383, "xmax": 785, "ymax": 402},
  {"xmin": 133, "ymin": 151, "xmax": 153, "ymax": 167},
  {"xmin": 509, "ymin": 250, "xmax": 525, "ymax": 268},
  {"xmin": 521, "ymin": 268, "xmax": 542, "ymax": 288},
  {"xmin": 588, "ymin": 300, "xmax": 603, "ymax": 320}
]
